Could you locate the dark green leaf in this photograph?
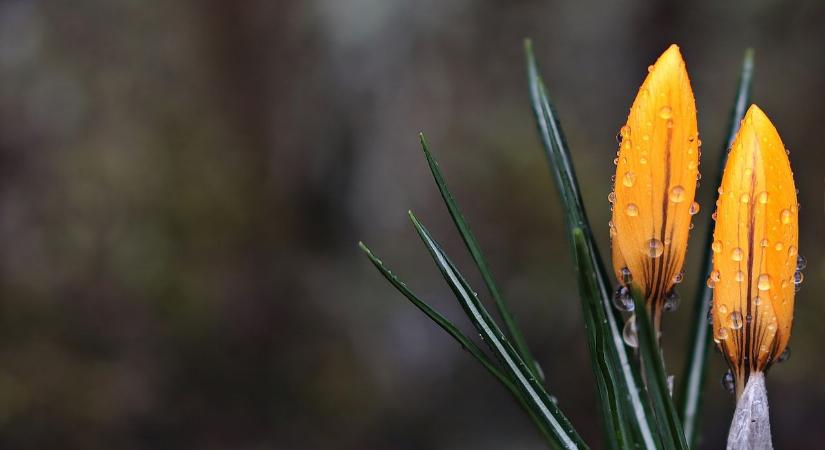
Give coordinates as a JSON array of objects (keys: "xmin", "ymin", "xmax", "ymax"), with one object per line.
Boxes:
[
  {"xmin": 677, "ymin": 49, "xmax": 754, "ymax": 448},
  {"xmin": 358, "ymin": 241, "xmax": 517, "ymax": 394},
  {"xmin": 525, "ymin": 39, "xmax": 659, "ymax": 449},
  {"xmin": 409, "ymin": 211, "xmax": 588, "ymax": 450},
  {"xmin": 632, "ymin": 288, "xmax": 689, "ymax": 450},
  {"xmin": 418, "ymin": 134, "xmax": 541, "ymax": 381}
]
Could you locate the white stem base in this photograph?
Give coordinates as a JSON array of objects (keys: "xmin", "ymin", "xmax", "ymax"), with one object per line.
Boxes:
[{"xmin": 727, "ymin": 372, "xmax": 773, "ymax": 450}]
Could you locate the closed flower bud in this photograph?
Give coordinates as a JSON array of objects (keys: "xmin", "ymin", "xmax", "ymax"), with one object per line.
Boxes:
[
  {"xmin": 711, "ymin": 104, "xmax": 798, "ymax": 397},
  {"xmin": 610, "ymin": 44, "xmax": 699, "ymax": 332}
]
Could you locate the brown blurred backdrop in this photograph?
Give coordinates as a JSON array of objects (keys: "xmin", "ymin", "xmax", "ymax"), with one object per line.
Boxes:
[{"xmin": 0, "ymin": 0, "xmax": 822, "ymax": 449}]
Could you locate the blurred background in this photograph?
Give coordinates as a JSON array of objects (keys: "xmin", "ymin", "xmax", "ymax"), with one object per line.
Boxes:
[{"xmin": 0, "ymin": 0, "xmax": 822, "ymax": 449}]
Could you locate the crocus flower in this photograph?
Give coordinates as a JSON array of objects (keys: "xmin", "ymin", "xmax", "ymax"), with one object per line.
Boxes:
[
  {"xmin": 610, "ymin": 44, "xmax": 700, "ymax": 337},
  {"xmin": 710, "ymin": 104, "xmax": 800, "ymax": 450}
]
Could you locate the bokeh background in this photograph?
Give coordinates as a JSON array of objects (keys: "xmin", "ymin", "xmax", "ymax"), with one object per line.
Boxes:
[{"xmin": 0, "ymin": 0, "xmax": 822, "ymax": 449}]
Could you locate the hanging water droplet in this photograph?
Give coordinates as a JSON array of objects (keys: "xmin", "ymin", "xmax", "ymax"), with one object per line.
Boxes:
[
  {"xmin": 797, "ymin": 254, "xmax": 807, "ymax": 270},
  {"xmin": 647, "ymin": 65, "xmax": 654, "ymax": 73},
  {"xmin": 711, "ymin": 211, "xmax": 718, "ymax": 221},
  {"xmin": 623, "ymin": 315, "xmax": 638, "ymax": 348},
  {"xmin": 721, "ymin": 370, "xmax": 735, "ymax": 394},
  {"xmin": 731, "ymin": 247, "xmax": 744, "ymax": 262},
  {"xmin": 672, "ymin": 270, "xmax": 684, "ymax": 284},
  {"xmin": 608, "ymin": 192, "xmax": 616, "ymax": 203},
  {"xmin": 758, "ymin": 191, "xmax": 769, "ymax": 204},
  {"xmin": 777, "ymin": 346, "xmax": 791, "ymax": 363},
  {"xmin": 644, "ymin": 239, "xmax": 664, "ymax": 258},
  {"xmin": 734, "ymin": 270, "xmax": 745, "ymax": 283},
  {"xmin": 689, "ymin": 201, "xmax": 700, "ymax": 215},
  {"xmin": 793, "ymin": 270, "xmax": 804, "ymax": 285},
  {"xmin": 729, "ymin": 311, "xmax": 744, "ymax": 330},
  {"xmin": 613, "ymin": 157, "xmax": 619, "ymax": 165},
  {"xmin": 711, "ymin": 270, "xmax": 721, "ymax": 282},
  {"xmin": 757, "ymin": 274, "xmax": 772, "ymax": 291},
  {"xmin": 620, "ymin": 267, "xmax": 633, "ymax": 284},
  {"xmin": 613, "ymin": 285, "xmax": 635, "ymax": 312},
  {"xmin": 780, "ymin": 209, "xmax": 792, "ymax": 224},
  {"xmin": 663, "ymin": 291, "xmax": 680, "ymax": 312},
  {"xmin": 659, "ymin": 106, "xmax": 673, "ymax": 119},
  {"xmin": 669, "ymin": 185, "xmax": 685, "ymax": 203},
  {"xmin": 626, "ymin": 203, "xmax": 639, "ymax": 217},
  {"xmin": 711, "ymin": 240, "xmax": 723, "ymax": 253}
]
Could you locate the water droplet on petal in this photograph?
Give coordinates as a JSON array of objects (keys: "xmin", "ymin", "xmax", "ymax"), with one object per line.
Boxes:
[
  {"xmin": 613, "ymin": 286, "xmax": 634, "ymax": 312},
  {"xmin": 672, "ymin": 270, "xmax": 684, "ymax": 284},
  {"xmin": 659, "ymin": 106, "xmax": 673, "ymax": 119},
  {"xmin": 793, "ymin": 270, "xmax": 804, "ymax": 285},
  {"xmin": 734, "ymin": 271, "xmax": 745, "ymax": 282},
  {"xmin": 712, "ymin": 240, "xmax": 723, "ymax": 253},
  {"xmin": 753, "ymin": 296, "xmax": 762, "ymax": 306},
  {"xmin": 620, "ymin": 267, "xmax": 632, "ymax": 284},
  {"xmin": 729, "ymin": 311, "xmax": 744, "ymax": 330},
  {"xmin": 711, "ymin": 270, "xmax": 721, "ymax": 282},
  {"xmin": 760, "ymin": 239, "xmax": 769, "ymax": 248},
  {"xmin": 623, "ymin": 315, "xmax": 638, "ymax": 348},
  {"xmin": 622, "ymin": 171, "xmax": 636, "ymax": 187},
  {"xmin": 716, "ymin": 326, "xmax": 730, "ymax": 341},
  {"xmin": 620, "ymin": 125, "xmax": 631, "ymax": 137},
  {"xmin": 608, "ymin": 192, "xmax": 616, "ymax": 203},
  {"xmin": 731, "ymin": 247, "xmax": 744, "ymax": 262},
  {"xmin": 625, "ymin": 203, "xmax": 639, "ymax": 217},
  {"xmin": 774, "ymin": 242, "xmax": 784, "ymax": 251},
  {"xmin": 757, "ymin": 274, "xmax": 772, "ymax": 291},
  {"xmin": 780, "ymin": 209, "xmax": 792, "ymax": 224},
  {"xmin": 644, "ymin": 239, "xmax": 664, "ymax": 258},
  {"xmin": 689, "ymin": 201, "xmax": 700, "ymax": 215},
  {"xmin": 797, "ymin": 254, "xmax": 807, "ymax": 270},
  {"xmin": 739, "ymin": 194, "xmax": 749, "ymax": 204},
  {"xmin": 758, "ymin": 191, "xmax": 769, "ymax": 204},
  {"xmin": 788, "ymin": 245, "xmax": 797, "ymax": 256},
  {"xmin": 669, "ymin": 185, "xmax": 685, "ymax": 203}
]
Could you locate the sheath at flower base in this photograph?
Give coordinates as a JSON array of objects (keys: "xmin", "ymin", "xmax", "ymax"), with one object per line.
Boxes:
[
  {"xmin": 710, "ymin": 105, "xmax": 799, "ymax": 450},
  {"xmin": 610, "ymin": 44, "xmax": 699, "ymax": 335}
]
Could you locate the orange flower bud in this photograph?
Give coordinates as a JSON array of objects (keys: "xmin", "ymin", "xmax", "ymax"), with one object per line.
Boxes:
[
  {"xmin": 711, "ymin": 105, "xmax": 799, "ymax": 395},
  {"xmin": 610, "ymin": 44, "xmax": 699, "ymax": 331}
]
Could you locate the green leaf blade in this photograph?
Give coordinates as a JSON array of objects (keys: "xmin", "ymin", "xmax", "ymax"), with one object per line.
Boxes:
[
  {"xmin": 409, "ymin": 212, "xmax": 588, "ymax": 450},
  {"xmin": 418, "ymin": 134, "xmax": 541, "ymax": 381},
  {"xmin": 525, "ymin": 39, "xmax": 659, "ymax": 450},
  {"xmin": 677, "ymin": 48, "xmax": 754, "ymax": 448}
]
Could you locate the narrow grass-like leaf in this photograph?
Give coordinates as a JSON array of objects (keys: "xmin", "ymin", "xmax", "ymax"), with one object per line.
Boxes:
[
  {"xmin": 358, "ymin": 241, "xmax": 516, "ymax": 392},
  {"xmin": 419, "ymin": 134, "xmax": 541, "ymax": 381},
  {"xmin": 525, "ymin": 39, "xmax": 659, "ymax": 449},
  {"xmin": 677, "ymin": 49, "xmax": 754, "ymax": 447},
  {"xmin": 360, "ymin": 242, "xmax": 562, "ymax": 446},
  {"xmin": 632, "ymin": 289, "xmax": 689, "ymax": 450},
  {"xmin": 409, "ymin": 211, "xmax": 588, "ymax": 450}
]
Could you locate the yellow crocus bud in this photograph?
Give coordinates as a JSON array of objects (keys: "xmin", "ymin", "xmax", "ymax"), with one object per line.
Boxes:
[
  {"xmin": 610, "ymin": 44, "xmax": 699, "ymax": 334},
  {"xmin": 711, "ymin": 104, "xmax": 799, "ymax": 397}
]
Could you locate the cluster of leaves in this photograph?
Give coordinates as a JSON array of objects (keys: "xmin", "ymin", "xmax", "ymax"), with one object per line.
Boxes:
[{"xmin": 360, "ymin": 41, "xmax": 754, "ymax": 449}]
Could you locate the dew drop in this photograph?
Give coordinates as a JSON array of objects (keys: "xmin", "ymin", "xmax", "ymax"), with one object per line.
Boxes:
[
  {"xmin": 753, "ymin": 296, "xmax": 762, "ymax": 306},
  {"xmin": 760, "ymin": 239, "xmax": 769, "ymax": 248},
  {"xmin": 780, "ymin": 209, "xmax": 792, "ymax": 224},
  {"xmin": 669, "ymin": 185, "xmax": 685, "ymax": 203},
  {"xmin": 622, "ymin": 171, "xmax": 636, "ymax": 187},
  {"xmin": 620, "ymin": 267, "xmax": 633, "ymax": 284},
  {"xmin": 625, "ymin": 203, "xmax": 639, "ymax": 217},
  {"xmin": 644, "ymin": 239, "xmax": 664, "ymax": 258},
  {"xmin": 689, "ymin": 201, "xmax": 700, "ymax": 215},
  {"xmin": 716, "ymin": 326, "xmax": 730, "ymax": 341},
  {"xmin": 706, "ymin": 277, "xmax": 715, "ymax": 288},
  {"xmin": 620, "ymin": 125, "xmax": 631, "ymax": 137},
  {"xmin": 729, "ymin": 311, "xmax": 744, "ymax": 330},
  {"xmin": 711, "ymin": 240, "xmax": 723, "ymax": 253},
  {"xmin": 711, "ymin": 211, "xmax": 718, "ymax": 221},
  {"xmin": 731, "ymin": 247, "xmax": 744, "ymax": 262},
  {"xmin": 797, "ymin": 254, "xmax": 807, "ymax": 270},
  {"xmin": 663, "ymin": 291, "xmax": 680, "ymax": 312},
  {"xmin": 623, "ymin": 315, "xmax": 638, "ymax": 348},
  {"xmin": 788, "ymin": 245, "xmax": 797, "ymax": 256},
  {"xmin": 739, "ymin": 193, "xmax": 749, "ymax": 204},
  {"xmin": 734, "ymin": 270, "xmax": 745, "ymax": 283},
  {"xmin": 672, "ymin": 270, "xmax": 684, "ymax": 284},
  {"xmin": 757, "ymin": 274, "xmax": 771, "ymax": 291},
  {"xmin": 659, "ymin": 106, "xmax": 673, "ymax": 119},
  {"xmin": 721, "ymin": 370, "xmax": 735, "ymax": 394},
  {"xmin": 774, "ymin": 242, "xmax": 784, "ymax": 251},
  {"xmin": 758, "ymin": 191, "xmax": 769, "ymax": 204},
  {"xmin": 613, "ymin": 285, "xmax": 635, "ymax": 312},
  {"xmin": 647, "ymin": 65, "xmax": 654, "ymax": 73},
  {"xmin": 613, "ymin": 157, "xmax": 619, "ymax": 165},
  {"xmin": 793, "ymin": 270, "xmax": 804, "ymax": 285},
  {"xmin": 608, "ymin": 192, "xmax": 616, "ymax": 203},
  {"xmin": 718, "ymin": 304, "xmax": 728, "ymax": 314},
  {"xmin": 744, "ymin": 167, "xmax": 753, "ymax": 177},
  {"xmin": 688, "ymin": 160, "xmax": 697, "ymax": 170}
]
